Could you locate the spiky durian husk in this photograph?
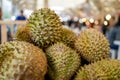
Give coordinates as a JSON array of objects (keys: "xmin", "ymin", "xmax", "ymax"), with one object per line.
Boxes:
[
  {"xmin": 46, "ymin": 42, "xmax": 80, "ymax": 80},
  {"xmin": 75, "ymin": 28, "xmax": 110, "ymax": 62},
  {"xmin": 26, "ymin": 8, "xmax": 62, "ymax": 49},
  {"xmin": 75, "ymin": 59, "xmax": 120, "ymax": 80},
  {"xmin": 0, "ymin": 41, "xmax": 47, "ymax": 80},
  {"xmin": 61, "ymin": 27, "xmax": 77, "ymax": 48},
  {"xmin": 15, "ymin": 27, "xmax": 33, "ymax": 43}
]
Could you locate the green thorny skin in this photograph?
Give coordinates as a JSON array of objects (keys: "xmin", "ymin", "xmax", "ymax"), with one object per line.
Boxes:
[
  {"xmin": 46, "ymin": 42, "xmax": 80, "ymax": 80},
  {"xmin": 75, "ymin": 28, "xmax": 110, "ymax": 62},
  {"xmin": 75, "ymin": 59, "xmax": 120, "ymax": 80},
  {"xmin": 26, "ymin": 8, "xmax": 62, "ymax": 49}
]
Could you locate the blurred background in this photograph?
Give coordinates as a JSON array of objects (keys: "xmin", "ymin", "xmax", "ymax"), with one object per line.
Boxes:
[
  {"xmin": 0, "ymin": 0, "xmax": 120, "ymax": 59},
  {"xmin": 0, "ymin": 0, "xmax": 120, "ymax": 20},
  {"xmin": 1, "ymin": 0, "xmax": 120, "ymax": 31}
]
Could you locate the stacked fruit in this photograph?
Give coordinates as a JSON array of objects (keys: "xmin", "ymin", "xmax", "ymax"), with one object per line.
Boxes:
[{"xmin": 0, "ymin": 8, "xmax": 120, "ymax": 80}]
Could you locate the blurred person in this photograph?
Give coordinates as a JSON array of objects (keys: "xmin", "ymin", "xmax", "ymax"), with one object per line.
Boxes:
[
  {"xmin": 85, "ymin": 19, "xmax": 95, "ymax": 29},
  {"xmin": 106, "ymin": 15, "xmax": 120, "ymax": 58},
  {"xmin": 101, "ymin": 17, "xmax": 110, "ymax": 35},
  {"xmin": 71, "ymin": 21, "xmax": 80, "ymax": 35},
  {"xmin": 94, "ymin": 19, "xmax": 102, "ymax": 31},
  {"xmin": 79, "ymin": 22, "xmax": 87, "ymax": 31},
  {"xmin": 62, "ymin": 21, "xmax": 69, "ymax": 29},
  {"xmin": 16, "ymin": 10, "xmax": 26, "ymax": 20},
  {"xmin": 106, "ymin": 16, "xmax": 118, "ymax": 51},
  {"xmin": 0, "ymin": 8, "xmax": 2, "ymax": 20},
  {"xmin": 0, "ymin": 7, "xmax": 13, "ymax": 44},
  {"xmin": 0, "ymin": 7, "xmax": 2, "ymax": 43},
  {"xmin": 14, "ymin": 10, "xmax": 26, "ymax": 33},
  {"xmin": 102, "ymin": 22, "xmax": 109, "ymax": 35},
  {"xmin": 67, "ymin": 17, "xmax": 74, "ymax": 27},
  {"xmin": 114, "ymin": 16, "xmax": 120, "ymax": 40}
]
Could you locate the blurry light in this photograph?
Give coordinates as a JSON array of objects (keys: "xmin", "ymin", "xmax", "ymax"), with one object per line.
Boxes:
[
  {"xmin": 105, "ymin": 14, "xmax": 111, "ymax": 20},
  {"xmin": 82, "ymin": 18, "xmax": 87, "ymax": 22},
  {"xmin": 104, "ymin": 21, "xmax": 108, "ymax": 26},
  {"xmin": 60, "ymin": 16, "xmax": 69, "ymax": 22},
  {"xmin": 89, "ymin": 18, "xmax": 94, "ymax": 23},
  {"xmin": 74, "ymin": 17, "xmax": 78, "ymax": 21},
  {"xmin": 24, "ymin": 10, "xmax": 33, "ymax": 18},
  {"xmin": 79, "ymin": 19, "xmax": 82, "ymax": 23},
  {"xmin": 85, "ymin": 21, "xmax": 90, "ymax": 26},
  {"xmin": 11, "ymin": 16, "xmax": 16, "ymax": 20},
  {"xmin": 95, "ymin": 20, "xmax": 99, "ymax": 25},
  {"xmin": 59, "ymin": 17, "xmax": 63, "ymax": 22}
]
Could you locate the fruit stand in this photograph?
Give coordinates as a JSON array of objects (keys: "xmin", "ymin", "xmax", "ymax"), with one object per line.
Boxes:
[{"xmin": 0, "ymin": 8, "xmax": 120, "ymax": 80}]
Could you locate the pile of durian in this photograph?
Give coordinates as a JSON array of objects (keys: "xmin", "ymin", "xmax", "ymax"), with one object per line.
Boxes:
[{"xmin": 0, "ymin": 8, "xmax": 120, "ymax": 80}]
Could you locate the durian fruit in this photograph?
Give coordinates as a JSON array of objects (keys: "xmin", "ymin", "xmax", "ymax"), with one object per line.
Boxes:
[
  {"xmin": 75, "ymin": 28, "xmax": 110, "ymax": 62},
  {"xmin": 15, "ymin": 27, "xmax": 32, "ymax": 43},
  {"xmin": 75, "ymin": 59, "xmax": 120, "ymax": 80},
  {"xmin": 46, "ymin": 42, "xmax": 80, "ymax": 80},
  {"xmin": 26, "ymin": 8, "xmax": 62, "ymax": 49},
  {"xmin": 0, "ymin": 41, "xmax": 47, "ymax": 80},
  {"xmin": 61, "ymin": 27, "xmax": 77, "ymax": 48}
]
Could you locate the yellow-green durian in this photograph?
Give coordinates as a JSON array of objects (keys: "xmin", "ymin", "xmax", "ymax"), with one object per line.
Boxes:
[
  {"xmin": 26, "ymin": 8, "xmax": 62, "ymax": 49},
  {"xmin": 75, "ymin": 28, "xmax": 110, "ymax": 62},
  {"xmin": 46, "ymin": 42, "xmax": 80, "ymax": 80},
  {"xmin": 0, "ymin": 41, "xmax": 47, "ymax": 80},
  {"xmin": 15, "ymin": 27, "xmax": 32, "ymax": 43},
  {"xmin": 61, "ymin": 27, "xmax": 77, "ymax": 48},
  {"xmin": 75, "ymin": 59, "xmax": 120, "ymax": 80}
]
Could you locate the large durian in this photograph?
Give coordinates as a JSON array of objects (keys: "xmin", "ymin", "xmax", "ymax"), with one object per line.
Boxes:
[
  {"xmin": 75, "ymin": 59, "xmax": 120, "ymax": 80},
  {"xmin": 26, "ymin": 8, "xmax": 62, "ymax": 49},
  {"xmin": 75, "ymin": 28, "xmax": 110, "ymax": 62},
  {"xmin": 61, "ymin": 27, "xmax": 77, "ymax": 48},
  {"xmin": 0, "ymin": 41, "xmax": 47, "ymax": 80},
  {"xmin": 15, "ymin": 27, "xmax": 32, "ymax": 43},
  {"xmin": 46, "ymin": 42, "xmax": 80, "ymax": 80}
]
